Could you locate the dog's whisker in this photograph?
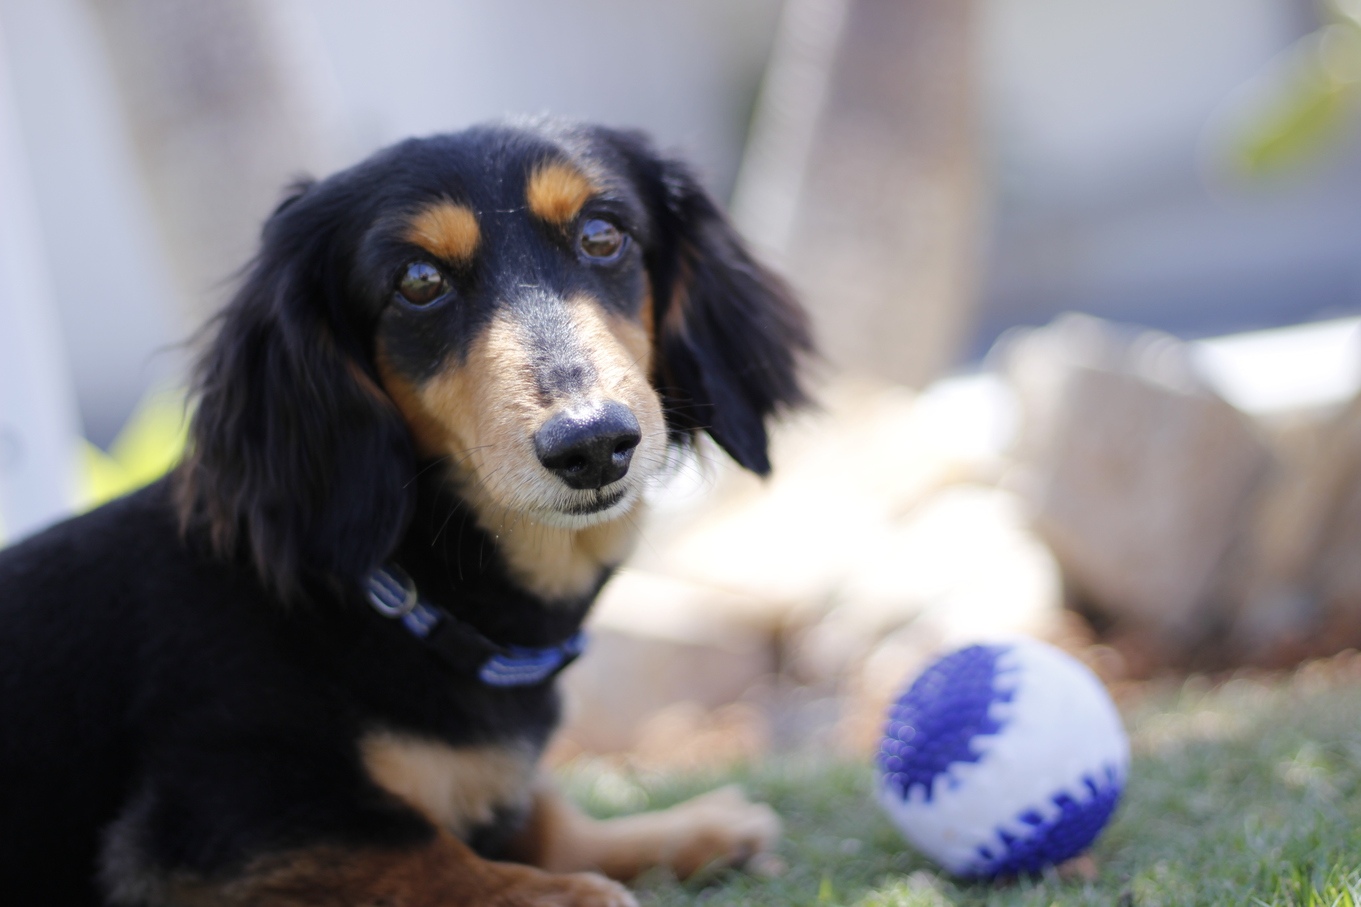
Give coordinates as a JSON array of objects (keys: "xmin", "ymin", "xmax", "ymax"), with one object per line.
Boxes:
[{"xmin": 404, "ymin": 454, "xmax": 456, "ymax": 488}]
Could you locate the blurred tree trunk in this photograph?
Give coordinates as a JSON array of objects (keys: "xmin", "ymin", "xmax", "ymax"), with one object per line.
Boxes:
[
  {"xmin": 86, "ymin": 0, "xmax": 350, "ymax": 318},
  {"xmin": 733, "ymin": 0, "xmax": 980, "ymax": 388}
]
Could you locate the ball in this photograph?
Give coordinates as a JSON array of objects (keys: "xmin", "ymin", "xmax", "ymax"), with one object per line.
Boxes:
[{"xmin": 875, "ymin": 638, "xmax": 1129, "ymax": 879}]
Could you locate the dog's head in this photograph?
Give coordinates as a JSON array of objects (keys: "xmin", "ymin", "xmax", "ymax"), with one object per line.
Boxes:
[{"xmin": 178, "ymin": 121, "xmax": 810, "ymax": 596}]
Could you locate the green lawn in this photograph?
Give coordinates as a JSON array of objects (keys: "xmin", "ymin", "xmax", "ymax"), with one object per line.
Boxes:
[{"xmin": 562, "ymin": 667, "xmax": 1361, "ymax": 906}]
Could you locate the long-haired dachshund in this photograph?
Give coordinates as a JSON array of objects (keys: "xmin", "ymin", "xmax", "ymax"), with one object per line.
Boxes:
[{"xmin": 0, "ymin": 120, "xmax": 809, "ymax": 905}]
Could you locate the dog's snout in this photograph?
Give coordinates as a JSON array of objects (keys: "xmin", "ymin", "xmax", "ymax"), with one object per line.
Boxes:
[{"xmin": 534, "ymin": 402, "xmax": 641, "ymax": 490}]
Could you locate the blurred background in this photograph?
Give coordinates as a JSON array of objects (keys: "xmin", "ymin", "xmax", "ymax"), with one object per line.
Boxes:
[{"xmin": 3, "ymin": 0, "xmax": 1361, "ymax": 760}]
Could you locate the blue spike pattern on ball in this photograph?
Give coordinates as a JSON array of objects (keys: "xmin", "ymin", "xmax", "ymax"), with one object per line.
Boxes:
[
  {"xmin": 971, "ymin": 764, "xmax": 1123, "ymax": 877},
  {"xmin": 877, "ymin": 642, "xmax": 1125, "ymax": 878},
  {"xmin": 877, "ymin": 644, "xmax": 1016, "ymax": 803}
]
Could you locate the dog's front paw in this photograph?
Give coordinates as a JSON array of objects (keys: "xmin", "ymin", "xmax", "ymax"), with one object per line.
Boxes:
[
  {"xmin": 497, "ymin": 870, "xmax": 637, "ymax": 907},
  {"xmin": 658, "ymin": 784, "xmax": 782, "ymax": 878}
]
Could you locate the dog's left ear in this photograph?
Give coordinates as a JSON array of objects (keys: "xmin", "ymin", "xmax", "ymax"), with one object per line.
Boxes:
[{"xmin": 633, "ymin": 147, "xmax": 812, "ymax": 475}]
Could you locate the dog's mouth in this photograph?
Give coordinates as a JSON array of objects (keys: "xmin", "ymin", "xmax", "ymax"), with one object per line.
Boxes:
[
  {"xmin": 559, "ymin": 485, "xmax": 628, "ymax": 516},
  {"xmin": 518, "ymin": 483, "xmax": 635, "ymax": 530}
]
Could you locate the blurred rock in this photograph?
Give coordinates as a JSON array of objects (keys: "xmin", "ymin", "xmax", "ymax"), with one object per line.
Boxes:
[
  {"xmin": 1002, "ymin": 314, "xmax": 1271, "ymax": 651},
  {"xmin": 1231, "ymin": 394, "xmax": 1361, "ymax": 662},
  {"xmin": 556, "ymin": 569, "xmax": 778, "ymax": 754},
  {"xmin": 1309, "ymin": 401, "xmax": 1361, "ymax": 639}
]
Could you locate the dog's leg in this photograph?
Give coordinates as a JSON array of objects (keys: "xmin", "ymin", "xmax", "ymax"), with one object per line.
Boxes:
[
  {"xmin": 507, "ymin": 779, "xmax": 782, "ymax": 881},
  {"xmin": 110, "ymin": 829, "xmax": 636, "ymax": 907},
  {"xmin": 263, "ymin": 834, "xmax": 637, "ymax": 907}
]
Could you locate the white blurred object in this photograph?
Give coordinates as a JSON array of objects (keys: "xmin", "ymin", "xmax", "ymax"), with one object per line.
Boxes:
[
  {"xmin": 808, "ymin": 486, "xmax": 1062, "ymax": 686},
  {"xmin": 0, "ymin": 14, "xmax": 82, "ymax": 543},
  {"xmin": 1191, "ymin": 317, "xmax": 1361, "ymax": 417},
  {"xmin": 910, "ymin": 372, "xmax": 1019, "ymax": 464}
]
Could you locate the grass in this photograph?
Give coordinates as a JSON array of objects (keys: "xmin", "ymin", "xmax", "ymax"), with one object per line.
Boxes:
[{"xmin": 560, "ymin": 667, "xmax": 1361, "ymax": 906}]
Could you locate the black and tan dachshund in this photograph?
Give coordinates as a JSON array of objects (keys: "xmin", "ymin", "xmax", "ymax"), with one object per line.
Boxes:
[{"xmin": 0, "ymin": 120, "xmax": 810, "ymax": 905}]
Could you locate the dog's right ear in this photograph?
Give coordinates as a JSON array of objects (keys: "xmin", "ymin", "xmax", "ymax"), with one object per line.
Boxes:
[
  {"xmin": 176, "ymin": 180, "xmax": 415, "ymax": 599},
  {"xmin": 628, "ymin": 146, "xmax": 813, "ymax": 475}
]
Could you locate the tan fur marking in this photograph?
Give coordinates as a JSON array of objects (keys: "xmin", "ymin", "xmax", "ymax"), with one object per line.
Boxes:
[
  {"xmin": 344, "ymin": 357, "xmax": 391, "ymax": 405},
  {"xmin": 377, "ymin": 298, "xmax": 665, "ymax": 602},
  {"xmin": 405, "ymin": 201, "xmax": 480, "ymax": 262},
  {"xmin": 130, "ymin": 833, "xmax": 634, "ymax": 906},
  {"xmin": 407, "ymin": 310, "xmax": 543, "ymax": 497},
  {"xmin": 566, "ymin": 297, "xmax": 658, "ymax": 426},
  {"xmin": 508, "ymin": 781, "xmax": 782, "ymax": 882},
  {"xmin": 361, "ymin": 731, "xmax": 535, "ymax": 837},
  {"xmin": 492, "ymin": 503, "xmax": 646, "ymax": 602},
  {"xmin": 602, "ymin": 310, "xmax": 652, "ymax": 380},
  {"xmin": 639, "ymin": 288, "xmax": 656, "ymax": 351},
  {"xmin": 481, "ymin": 298, "xmax": 664, "ymax": 599},
  {"xmin": 527, "ymin": 162, "xmax": 595, "ymax": 224},
  {"xmin": 375, "ymin": 346, "xmax": 447, "ymax": 459},
  {"xmin": 662, "ymin": 255, "xmax": 693, "ymax": 338}
]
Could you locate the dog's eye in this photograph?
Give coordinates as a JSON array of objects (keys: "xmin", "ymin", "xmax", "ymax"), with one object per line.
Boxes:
[
  {"xmin": 397, "ymin": 262, "xmax": 450, "ymax": 307},
  {"xmin": 578, "ymin": 218, "xmax": 626, "ymax": 261}
]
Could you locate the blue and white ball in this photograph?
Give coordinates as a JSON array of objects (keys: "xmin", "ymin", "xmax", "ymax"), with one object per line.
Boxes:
[{"xmin": 876, "ymin": 638, "xmax": 1129, "ymax": 879}]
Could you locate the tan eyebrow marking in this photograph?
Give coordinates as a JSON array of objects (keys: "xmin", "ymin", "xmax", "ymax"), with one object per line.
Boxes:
[
  {"xmin": 405, "ymin": 201, "xmax": 480, "ymax": 262},
  {"xmin": 526, "ymin": 162, "xmax": 595, "ymax": 224}
]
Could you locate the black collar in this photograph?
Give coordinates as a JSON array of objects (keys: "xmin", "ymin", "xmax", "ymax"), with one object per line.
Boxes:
[{"xmin": 365, "ymin": 565, "xmax": 585, "ymax": 687}]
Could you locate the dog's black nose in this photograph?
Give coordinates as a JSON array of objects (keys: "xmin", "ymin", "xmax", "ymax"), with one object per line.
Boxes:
[{"xmin": 534, "ymin": 402, "xmax": 641, "ymax": 490}]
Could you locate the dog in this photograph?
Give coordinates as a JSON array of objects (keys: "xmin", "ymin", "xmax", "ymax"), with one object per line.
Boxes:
[{"xmin": 0, "ymin": 119, "xmax": 810, "ymax": 905}]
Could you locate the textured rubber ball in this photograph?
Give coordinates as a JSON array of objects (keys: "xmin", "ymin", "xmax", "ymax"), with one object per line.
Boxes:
[{"xmin": 876, "ymin": 638, "xmax": 1129, "ymax": 879}]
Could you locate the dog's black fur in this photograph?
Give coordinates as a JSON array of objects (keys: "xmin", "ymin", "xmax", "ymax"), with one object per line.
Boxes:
[{"xmin": 0, "ymin": 121, "xmax": 807, "ymax": 905}]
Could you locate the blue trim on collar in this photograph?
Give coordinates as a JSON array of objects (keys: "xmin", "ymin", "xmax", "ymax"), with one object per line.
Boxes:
[
  {"xmin": 478, "ymin": 631, "xmax": 586, "ymax": 687},
  {"xmin": 365, "ymin": 565, "xmax": 586, "ymax": 688}
]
